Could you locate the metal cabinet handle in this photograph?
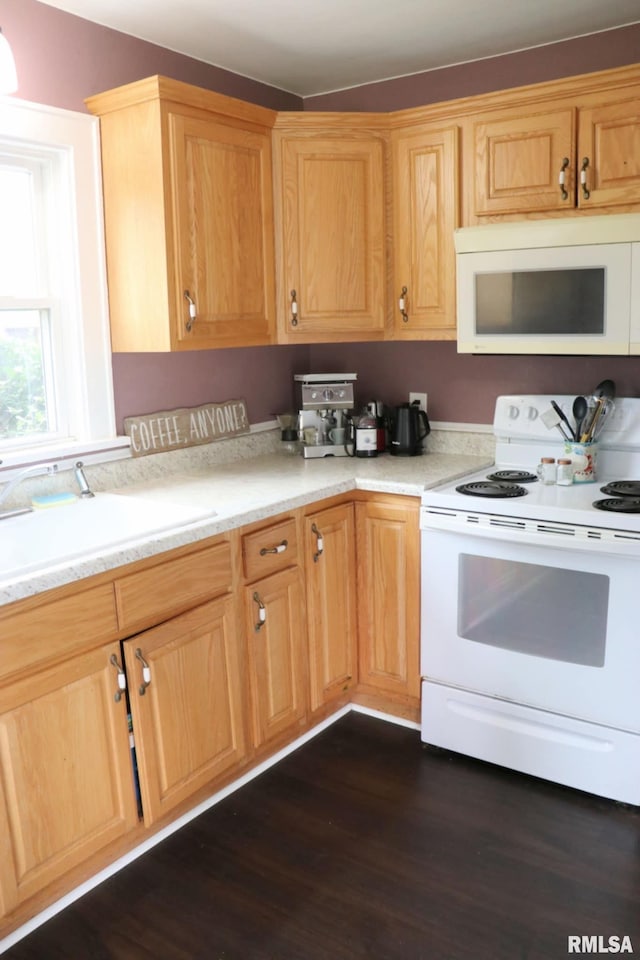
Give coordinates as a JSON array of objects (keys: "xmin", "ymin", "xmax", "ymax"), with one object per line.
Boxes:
[
  {"xmin": 260, "ymin": 539, "xmax": 288, "ymax": 556},
  {"xmin": 109, "ymin": 653, "xmax": 127, "ymax": 703},
  {"xmin": 290, "ymin": 289, "xmax": 298, "ymax": 326},
  {"xmin": 558, "ymin": 157, "xmax": 570, "ymax": 200},
  {"xmin": 398, "ymin": 286, "xmax": 408, "ymax": 323},
  {"xmin": 580, "ymin": 157, "xmax": 591, "ymax": 200},
  {"xmin": 253, "ymin": 591, "xmax": 266, "ymax": 631},
  {"xmin": 311, "ymin": 523, "xmax": 324, "ymax": 563},
  {"xmin": 184, "ymin": 290, "xmax": 197, "ymax": 332},
  {"xmin": 135, "ymin": 648, "xmax": 151, "ymax": 696}
]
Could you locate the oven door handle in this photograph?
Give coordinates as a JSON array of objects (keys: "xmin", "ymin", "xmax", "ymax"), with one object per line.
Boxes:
[{"xmin": 420, "ymin": 508, "xmax": 640, "ymax": 557}]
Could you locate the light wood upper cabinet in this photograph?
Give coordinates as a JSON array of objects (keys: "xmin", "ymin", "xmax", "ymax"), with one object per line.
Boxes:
[
  {"xmin": 304, "ymin": 502, "xmax": 358, "ymax": 711},
  {"xmin": 391, "ymin": 124, "xmax": 459, "ymax": 338},
  {"xmin": 0, "ymin": 642, "xmax": 138, "ymax": 918},
  {"xmin": 123, "ymin": 596, "xmax": 246, "ymax": 826},
  {"xmin": 470, "ymin": 78, "xmax": 640, "ymax": 219},
  {"xmin": 86, "ymin": 76, "xmax": 276, "ymax": 351},
  {"xmin": 355, "ymin": 497, "xmax": 420, "ymax": 709},
  {"xmin": 272, "ymin": 121, "xmax": 387, "ymax": 342},
  {"xmin": 472, "ymin": 107, "xmax": 575, "ymax": 216},
  {"xmin": 578, "ymin": 93, "xmax": 640, "ymax": 208}
]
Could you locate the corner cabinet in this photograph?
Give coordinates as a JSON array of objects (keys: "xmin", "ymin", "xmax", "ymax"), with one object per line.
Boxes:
[
  {"xmin": 354, "ymin": 496, "xmax": 421, "ymax": 720},
  {"xmin": 272, "ymin": 116, "xmax": 387, "ymax": 342},
  {"xmin": 86, "ymin": 76, "xmax": 277, "ymax": 351},
  {"xmin": 391, "ymin": 123, "xmax": 459, "ymax": 339},
  {"xmin": 303, "ymin": 502, "xmax": 358, "ymax": 712}
]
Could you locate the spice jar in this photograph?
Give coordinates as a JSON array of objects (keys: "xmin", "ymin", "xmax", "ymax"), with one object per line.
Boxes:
[
  {"xmin": 557, "ymin": 458, "xmax": 574, "ymax": 486},
  {"xmin": 536, "ymin": 457, "xmax": 556, "ymax": 485}
]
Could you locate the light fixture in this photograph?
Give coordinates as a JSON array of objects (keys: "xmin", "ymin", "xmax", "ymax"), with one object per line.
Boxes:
[{"xmin": 0, "ymin": 27, "xmax": 18, "ymax": 95}]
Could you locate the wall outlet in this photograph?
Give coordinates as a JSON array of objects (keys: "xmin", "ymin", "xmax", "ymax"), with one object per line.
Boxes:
[{"xmin": 409, "ymin": 392, "xmax": 428, "ymax": 412}]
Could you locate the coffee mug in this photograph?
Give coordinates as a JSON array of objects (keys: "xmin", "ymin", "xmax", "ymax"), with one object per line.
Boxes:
[
  {"xmin": 329, "ymin": 427, "xmax": 345, "ymax": 445},
  {"xmin": 563, "ymin": 440, "xmax": 597, "ymax": 483}
]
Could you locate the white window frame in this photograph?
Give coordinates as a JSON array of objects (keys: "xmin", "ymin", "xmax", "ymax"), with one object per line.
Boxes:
[{"xmin": 0, "ymin": 95, "xmax": 127, "ymax": 473}]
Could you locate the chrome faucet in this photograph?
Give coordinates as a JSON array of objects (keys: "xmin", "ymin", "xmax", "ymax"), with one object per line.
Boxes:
[
  {"xmin": 0, "ymin": 461, "xmax": 59, "ymax": 519},
  {"xmin": 74, "ymin": 461, "xmax": 95, "ymax": 498}
]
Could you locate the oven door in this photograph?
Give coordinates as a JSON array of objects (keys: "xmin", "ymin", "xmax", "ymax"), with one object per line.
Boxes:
[{"xmin": 421, "ymin": 518, "xmax": 640, "ymax": 733}]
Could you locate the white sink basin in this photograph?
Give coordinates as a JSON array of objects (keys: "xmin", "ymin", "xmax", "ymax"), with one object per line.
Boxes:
[{"xmin": 0, "ymin": 493, "xmax": 214, "ymax": 580}]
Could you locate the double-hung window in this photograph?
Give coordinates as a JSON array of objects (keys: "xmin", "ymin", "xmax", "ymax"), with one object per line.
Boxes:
[{"xmin": 0, "ymin": 96, "xmax": 118, "ymax": 469}]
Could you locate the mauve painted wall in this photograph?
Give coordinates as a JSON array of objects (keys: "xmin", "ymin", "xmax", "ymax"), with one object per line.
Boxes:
[
  {"xmin": 3, "ymin": 3, "xmax": 640, "ymax": 427},
  {"xmin": 304, "ymin": 25, "xmax": 640, "ymax": 112}
]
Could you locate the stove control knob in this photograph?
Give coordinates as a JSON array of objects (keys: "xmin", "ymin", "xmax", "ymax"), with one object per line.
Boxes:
[
  {"xmin": 321, "ymin": 388, "xmax": 334, "ymax": 402},
  {"xmin": 310, "ymin": 391, "xmax": 318, "ymax": 401},
  {"xmin": 508, "ymin": 405, "xmax": 519, "ymax": 420}
]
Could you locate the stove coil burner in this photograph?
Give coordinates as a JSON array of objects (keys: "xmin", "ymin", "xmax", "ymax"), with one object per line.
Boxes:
[
  {"xmin": 487, "ymin": 470, "xmax": 537, "ymax": 483},
  {"xmin": 593, "ymin": 497, "xmax": 640, "ymax": 513},
  {"xmin": 599, "ymin": 481, "xmax": 640, "ymax": 498},
  {"xmin": 456, "ymin": 481, "xmax": 528, "ymax": 498}
]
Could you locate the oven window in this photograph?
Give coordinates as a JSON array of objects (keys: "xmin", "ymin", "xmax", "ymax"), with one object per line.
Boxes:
[
  {"xmin": 458, "ymin": 555, "xmax": 608, "ymax": 666},
  {"xmin": 475, "ymin": 268, "xmax": 605, "ymax": 335}
]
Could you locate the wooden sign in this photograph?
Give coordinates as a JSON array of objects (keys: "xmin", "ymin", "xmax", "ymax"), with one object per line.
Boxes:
[{"xmin": 124, "ymin": 399, "xmax": 250, "ymax": 457}]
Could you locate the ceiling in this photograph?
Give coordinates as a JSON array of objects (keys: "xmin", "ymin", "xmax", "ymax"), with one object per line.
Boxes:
[{"xmin": 37, "ymin": 0, "xmax": 640, "ymax": 97}]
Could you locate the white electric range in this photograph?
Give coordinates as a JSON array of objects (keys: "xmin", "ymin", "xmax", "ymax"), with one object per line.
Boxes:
[{"xmin": 420, "ymin": 395, "xmax": 640, "ymax": 806}]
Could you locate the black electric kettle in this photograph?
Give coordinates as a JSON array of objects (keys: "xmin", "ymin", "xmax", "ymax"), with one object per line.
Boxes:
[{"xmin": 390, "ymin": 403, "xmax": 430, "ymax": 456}]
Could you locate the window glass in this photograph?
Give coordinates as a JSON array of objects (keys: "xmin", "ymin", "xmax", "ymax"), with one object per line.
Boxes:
[
  {"xmin": 0, "ymin": 98, "xmax": 116, "ymax": 464},
  {"xmin": 458, "ymin": 554, "xmax": 608, "ymax": 666}
]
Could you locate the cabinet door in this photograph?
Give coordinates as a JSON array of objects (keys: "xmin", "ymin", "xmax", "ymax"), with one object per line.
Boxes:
[
  {"xmin": 473, "ymin": 107, "xmax": 575, "ymax": 215},
  {"xmin": 392, "ymin": 124, "xmax": 459, "ymax": 338},
  {"xmin": 304, "ymin": 503, "xmax": 358, "ymax": 711},
  {"xmin": 245, "ymin": 567, "xmax": 307, "ymax": 748},
  {"xmin": 355, "ymin": 498, "xmax": 420, "ymax": 703},
  {"xmin": 124, "ymin": 596, "xmax": 246, "ymax": 826},
  {"xmin": 275, "ymin": 134, "xmax": 385, "ymax": 341},
  {"xmin": 169, "ymin": 113, "xmax": 276, "ymax": 347},
  {"xmin": 577, "ymin": 94, "xmax": 640, "ymax": 208},
  {"xmin": 0, "ymin": 643, "xmax": 137, "ymax": 918}
]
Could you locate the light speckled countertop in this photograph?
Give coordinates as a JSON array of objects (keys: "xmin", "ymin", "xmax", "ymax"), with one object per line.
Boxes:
[{"xmin": 0, "ymin": 449, "xmax": 492, "ymax": 606}]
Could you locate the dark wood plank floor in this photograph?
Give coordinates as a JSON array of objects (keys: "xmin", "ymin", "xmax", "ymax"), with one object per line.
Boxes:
[{"xmin": 4, "ymin": 713, "xmax": 640, "ymax": 960}]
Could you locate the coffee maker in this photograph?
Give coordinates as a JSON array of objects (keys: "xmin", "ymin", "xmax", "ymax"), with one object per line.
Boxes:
[{"xmin": 294, "ymin": 373, "xmax": 357, "ymax": 458}]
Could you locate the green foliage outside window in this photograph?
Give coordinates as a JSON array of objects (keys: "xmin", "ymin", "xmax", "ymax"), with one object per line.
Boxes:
[{"xmin": 0, "ymin": 333, "xmax": 47, "ymax": 439}]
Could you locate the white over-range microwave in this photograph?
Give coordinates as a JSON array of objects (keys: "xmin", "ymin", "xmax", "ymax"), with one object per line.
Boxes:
[{"xmin": 455, "ymin": 212, "xmax": 640, "ymax": 354}]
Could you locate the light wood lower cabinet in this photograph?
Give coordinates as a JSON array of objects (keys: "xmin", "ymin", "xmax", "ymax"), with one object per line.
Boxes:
[
  {"xmin": 0, "ymin": 641, "xmax": 138, "ymax": 918},
  {"xmin": 354, "ymin": 497, "xmax": 421, "ymax": 711},
  {"xmin": 244, "ymin": 566, "xmax": 307, "ymax": 749},
  {"xmin": 303, "ymin": 502, "xmax": 357, "ymax": 711},
  {"xmin": 123, "ymin": 595, "xmax": 246, "ymax": 826},
  {"xmin": 0, "ymin": 495, "xmax": 420, "ymax": 935}
]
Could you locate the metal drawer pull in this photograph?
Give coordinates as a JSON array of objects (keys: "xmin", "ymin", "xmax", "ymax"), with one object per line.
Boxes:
[
  {"xmin": 580, "ymin": 157, "xmax": 590, "ymax": 199},
  {"xmin": 558, "ymin": 157, "xmax": 569, "ymax": 200},
  {"xmin": 184, "ymin": 290, "xmax": 197, "ymax": 332},
  {"xmin": 260, "ymin": 539, "xmax": 288, "ymax": 556},
  {"xmin": 253, "ymin": 591, "xmax": 266, "ymax": 631},
  {"xmin": 135, "ymin": 648, "xmax": 151, "ymax": 696},
  {"xmin": 109, "ymin": 653, "xmax": 127, "ymax": 702},
  {"xmin": 290, "ymin": 289, "xmax": 298, "ymax": 326},
  {"xmin": 398, "ymin": 286, "xmax": 408, "ymax": 323},
  {"xmin": 311, "ymin": 523, "xmax": 324, "ymax": 563}
]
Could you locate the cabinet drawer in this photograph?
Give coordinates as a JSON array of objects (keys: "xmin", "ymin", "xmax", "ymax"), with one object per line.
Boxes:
[
  {"xmin": 242, "ymin": 518, "xmax": 298, "ymax": 581},
  {"xmin": 115, "ymin": 541, "xmax": 232, "ymax": 634},
  {"xmin": 0, "ymin": 585, "xmax": 119, "ymax": 683}
]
